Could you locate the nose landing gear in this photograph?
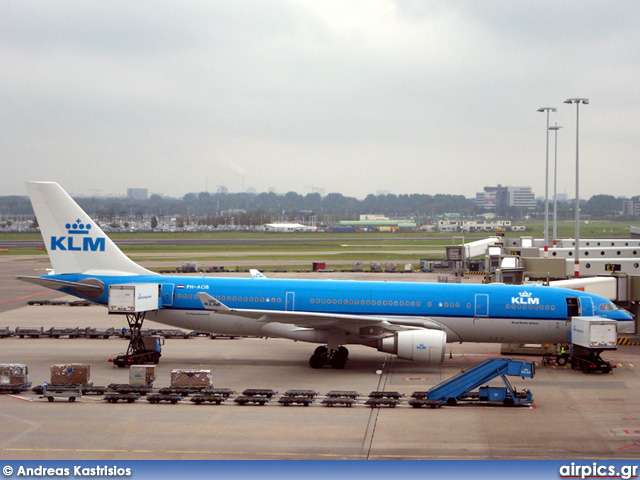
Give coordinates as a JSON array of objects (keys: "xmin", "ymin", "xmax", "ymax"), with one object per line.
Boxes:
[{"xmin": 309, "ymin": 345, "xmax": 349, "ymax": 369}]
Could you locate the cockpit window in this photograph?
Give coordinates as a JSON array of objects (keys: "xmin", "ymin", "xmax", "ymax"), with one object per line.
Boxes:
[{"xmin": 599, "ymin": 303, "xmax": 614, "ymax": 311}]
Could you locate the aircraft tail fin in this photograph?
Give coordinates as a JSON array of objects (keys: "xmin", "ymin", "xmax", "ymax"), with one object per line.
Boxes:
[{"xmin": 26, "ymin": 181, "xmax": 155, "ymax": 276}]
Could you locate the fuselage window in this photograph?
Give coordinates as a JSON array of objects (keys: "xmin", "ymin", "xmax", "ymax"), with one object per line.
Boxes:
[
  {"xmin": 506, "ymin": 304, "xmax": 510, "ymax": 309},
  {"xmin": 394, "ymin": 301, "xmax": 398, "ymax": 306},
  {"xmin": 310, "ymin": 299, "xmax": 314, "ymax": 304},
  {"xmin": 260, "ymin": 297, "xmax": 264, "ymax": 302},
  {"xmin": 416, "ymin": 301, "xmax": 420, "ymax": 307},
  {"xmin": 333, "ymin": 299, "xmax": 337, "ymax": 304},
  {"xmin": 456, "ymin": 303, "xmax": 460, "ymax": 308},
  {"xmin": 551, "ymin": 306, "xmax": 555, "ymax": 310},
  {"xmin": 467, "ymin": 303, "xmax": 471, "ymax": 308}
]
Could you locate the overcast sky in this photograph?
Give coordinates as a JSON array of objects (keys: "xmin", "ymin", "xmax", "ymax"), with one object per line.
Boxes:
[{"xmin": 2, "ymin": 1, "xmax": 639, "ymax": 200}]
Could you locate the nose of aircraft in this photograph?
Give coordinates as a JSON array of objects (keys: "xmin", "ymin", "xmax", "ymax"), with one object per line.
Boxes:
[{"xmin": 610, "ymin": 308, "xmax": 633, "ymax": 321}]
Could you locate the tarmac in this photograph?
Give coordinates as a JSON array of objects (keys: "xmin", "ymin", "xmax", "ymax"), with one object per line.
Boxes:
[{"xmin": 1, "ymin": 256, "xmax": 640, "ymax": 460}]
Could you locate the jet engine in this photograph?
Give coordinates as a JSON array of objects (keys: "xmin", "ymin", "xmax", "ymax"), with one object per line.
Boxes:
[{"xmin": 378, "ymin": 329, "xmax": 446, "ymax": 364}]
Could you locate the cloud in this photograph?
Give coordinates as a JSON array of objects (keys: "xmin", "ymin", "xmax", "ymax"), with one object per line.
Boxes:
[{"xmin": 1, "ymin": 1, "xmax": 639, "ymax": 199}]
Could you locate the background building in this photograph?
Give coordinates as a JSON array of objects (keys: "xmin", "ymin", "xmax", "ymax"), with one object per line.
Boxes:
[
  {"xmin": 476, "ymin": 185, "xmax": 536, "ymax": 210},
  {"xmin": 622, "ymin": 199, "xmax": 640, "ymax": 216},
  {"xmin": 127, "ymin": 188, "xmax": 148, "ymax": 201}
]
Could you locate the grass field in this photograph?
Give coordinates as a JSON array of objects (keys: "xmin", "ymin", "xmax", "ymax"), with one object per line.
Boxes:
[{"xmin": 2, "ymin": 220, "xmax": 638, "ymax": 272}]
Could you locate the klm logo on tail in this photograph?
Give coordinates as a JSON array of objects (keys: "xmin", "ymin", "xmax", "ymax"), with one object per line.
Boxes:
[{"xmin": 50, "ymin": 219, "xmax": 105, "ymax": 252}]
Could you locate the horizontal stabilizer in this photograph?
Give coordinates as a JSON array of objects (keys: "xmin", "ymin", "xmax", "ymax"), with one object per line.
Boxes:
[{"xmin": 16, "ymin": 275, "xmax": 104, "ymax": 292}]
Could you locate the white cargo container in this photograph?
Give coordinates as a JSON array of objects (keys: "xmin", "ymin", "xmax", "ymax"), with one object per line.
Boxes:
[
  {"xmin": 129, "ymin": 365, "xmax": 156, "ymax": 386},
  {"xmin": 108, "ymin": 283, "xmax": 159, "ymax": 313},
  {"xmin": 571, "ymin": 317, "xmax": 617, "ymax": 349}
]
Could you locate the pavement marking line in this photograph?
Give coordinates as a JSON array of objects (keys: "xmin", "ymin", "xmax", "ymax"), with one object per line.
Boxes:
[
  {"xmin": 1, "ymin": 447, "xmax": 358, "ymax": 458},
  {"xmin": 0, "ymin": 291, "xmax": 51, "ymax": 305},
  {"xmin": 1, "ymin": 394, "xmax": 32, "ymax": 402}
]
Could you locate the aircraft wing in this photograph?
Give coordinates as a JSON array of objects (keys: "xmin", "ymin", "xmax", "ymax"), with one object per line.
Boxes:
[{"xmin": 197, "ymin": 292, "xmax": 412, "ymax": 334}]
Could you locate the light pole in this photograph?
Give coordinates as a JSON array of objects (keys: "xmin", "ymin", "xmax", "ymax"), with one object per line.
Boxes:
[
  {"xmin": 537, "ymin": 107, "xmax": 557, "ymax": 258},
  {"xmin": 564, "ymin": 98, "xmax": 589, "ymax": 278},
  {"xmin": 549, "ymin": 124, "xmax": 562, "ymax": 246}
]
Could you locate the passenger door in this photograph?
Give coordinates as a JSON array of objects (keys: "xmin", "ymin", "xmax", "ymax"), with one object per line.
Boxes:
[
  {"xmin": 578, "ymin": 296, "xmax": 594, "ymax": 316},
  {"xmin": 475, "ymin": 294, "xmax": 489, "ymax": 317},
  {"xmin": 161, "ymin": 284, "xmax": 174, "ymax": 307}
]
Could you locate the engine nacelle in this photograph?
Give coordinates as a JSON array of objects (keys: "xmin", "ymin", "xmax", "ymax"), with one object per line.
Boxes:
[{"xmin": 378, "ymin": 330, "xmax": 446, "ymax": 364}]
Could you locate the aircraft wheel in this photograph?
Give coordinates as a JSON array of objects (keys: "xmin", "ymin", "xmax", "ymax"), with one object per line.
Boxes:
[
  {"xmin": 338, "ymin": 346, "xmax": 349, "ymax": 358},
  {"xmin": 330, "ymin": 352, "xmax": 347, "ymax": 370},
  {"xmin": 314, "ymin": 345, "xmax": 328, "ymax": 355},
  {"xmin": 309, "ymin": 353, "xmax": 326, "ymax": 369}
]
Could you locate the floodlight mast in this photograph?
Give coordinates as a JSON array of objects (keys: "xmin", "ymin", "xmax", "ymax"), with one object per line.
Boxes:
[
  {"xmin": 549, "ymin": 124, "xmax": 562, "ymax": 246},
  {"xmin": 537, "ymin": 107, "xmax": 556, "ymax": 259},
  {"xmin": 564, "ymin": 98, "xmax": 589, "ymax": 278}
]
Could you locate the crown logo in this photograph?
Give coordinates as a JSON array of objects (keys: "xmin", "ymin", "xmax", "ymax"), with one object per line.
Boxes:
[
  {"xmin": 65, "ymin": 218, "xmax": 92, "ymax": 235},
  {"xmin": 519, "ymin": 291, "xmax": 532, "ymax": 297}
]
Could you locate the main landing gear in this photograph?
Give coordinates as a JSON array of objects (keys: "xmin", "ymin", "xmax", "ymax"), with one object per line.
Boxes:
[{"xmin": 309, "ymin": 345, "xmax": 349, "ymax": 369}]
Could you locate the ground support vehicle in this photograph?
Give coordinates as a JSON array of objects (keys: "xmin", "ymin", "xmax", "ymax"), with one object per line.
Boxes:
[
  {"xmin": 407, "ymin": 391, "xmax": 445, "ymax": 408},
  {"xmin": 146, "ymin": 393, "xmax": 183, "ymax": 404},
  {"xmin": 368, "ymin": 391, "xmax": 403, "ymax": 399},
  {"xmin": 425, "ymin": 358, "xmax": 535, "ymax": 407},
  {"xmin": 242, "ymin": 388, "xmax": 278, "ymax": 398},
  {"xmin": 85, "ymin": 327, "xmax": 117, "ymax": 339},
  {"xmin": 365, "ymin": 397, "xmax": 399, "ymax": 408},
  {"xmin": 103, "ymin": 393, "xmax": 139, "ymax": 403},
  {"xmin": 110, "ymin": 335, "xmax": 163, "ymax": 368},
  {"xmin": 157, "ymin": 329, "xmax": 193, "ymax": 339},
  {"xmin": 158, "ymin": 386, "xmax": 206, "ymax": 395},
  {"xmin": 0, "ymin": 382, "xmax": 32, "ymax": 394},
  {"xmin": 570, "ymin": 345, "xmax": 614, "ymax": 374},
  {"xmin": 80, "ymin": 386, "xmax": 107, "ymax": 395},
  {"xmin": 15, "ymin": 327, "xmax": 44, "ymax": 338},
  {"xmin": 0, "ymin": 327, "xmax": 13, "ymax": 338},
  {"xmin": 191, "ymin": 393, "xmax": 228, "ymax": 405},
  {"xmin": 278, "ymin": 394, "xmax": 315, "ymax": 406},
  {"xmin": 283, "ymin": 389, "xmax": 317, "ymax": 398},
  {"xmin": 326, "ymin": 390, "xmax": 360, "ymax": 399},
  {"xmin": 40, "ymin": 384, "xmax": 82, "ymax": 403},
  {"xmin": 45, "ymin": 327, "xmax": 80, "ymax": 338},
  {"xmin": 107, "ymin": 383, "xmax": 151, "ymax": 395},
  {"xmin": 234, "ymin": 395, "xmax": 269, "ymax": 406},
  {"xmin": 321, "ymin": 397, "xmax": 355, "ymax": 407}
]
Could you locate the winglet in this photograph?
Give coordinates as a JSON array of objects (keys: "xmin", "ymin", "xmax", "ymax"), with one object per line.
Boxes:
[
  {"xmin": 250, "ymin": 269, "xmax": 267, "ymax": 279},
  {"xmin": 198, "ymin": 292, "xmax": 231, "ymax": 312}
]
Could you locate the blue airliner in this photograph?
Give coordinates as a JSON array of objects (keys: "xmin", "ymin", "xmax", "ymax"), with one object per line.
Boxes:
[{"xmin": 19, "ymin": 182, "xmax": 633, "ymax": 369}]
